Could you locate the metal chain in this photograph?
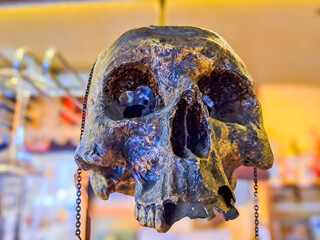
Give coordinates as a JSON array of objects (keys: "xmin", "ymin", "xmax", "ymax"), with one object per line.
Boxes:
[
  {"xmin": 75, "ymin": 62, "xmax": 95, "ymax": 240},
  {"xmin": 253, "ymin": 167, "xmax": 259, "ymax": 239},
  {"xmin": 75, "ymin": 168, "xmax": 82, "ymax": 239}
]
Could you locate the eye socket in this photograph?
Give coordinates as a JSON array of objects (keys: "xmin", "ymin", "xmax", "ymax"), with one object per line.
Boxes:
[
  {"xmin": 198, "ymin": 70, "xmax": 254, "ymax": 124},
  {"xmin": 103, "ymin": 63, "xmax": 163, "ymax": 120},
  {"xmin": 123, "ymin": 105, "xmax": 146, "ymax": 119}
]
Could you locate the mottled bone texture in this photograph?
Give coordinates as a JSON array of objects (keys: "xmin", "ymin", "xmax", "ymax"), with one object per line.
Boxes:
[{"xmin": 75, "ymin": 26, "xmax": 273, "ymax": 233}]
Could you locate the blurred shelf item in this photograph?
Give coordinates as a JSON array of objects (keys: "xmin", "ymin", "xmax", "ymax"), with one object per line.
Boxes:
[
  {"xmin": 309, "ymin": 216, "xmax": 320, "ymax": 240},
  {"xmin": 271, "ymin": 185, "xmax": 320, "ymax": 239},
  {"xmin": 43, "ymin": 48, "xmax": 86, "ymax": 88},
  {"xmin": 0, "ymin": 67, "xmax": 45, "ymax": 96},
  {"xmin": 13, "ymin": 47, "xmax": 42, "ymax": 70},
  {"xmin": 1, "ymin": 47, "xmax": 87, "ymax": 97},
  {"xmin": 0, "ymin": 53, "xmax": 11, "ymax": 67},
  {"xmin": 42, "ymin": 48, "xmax": 86, "ymax": 109},
  {"xmin": 0, "ymin": 173, "xmax": 24, "ymax": 240},
  {"xmin": 0, "ymin": 46, "xmax": 92, "ymax": 239},
  {"xmin": 0, "ymin": 47, "xmax": 88, "ymax": 155},
  {"xmin": 0, "ymin": 161, "xmax": 40, "ymax": 176}
]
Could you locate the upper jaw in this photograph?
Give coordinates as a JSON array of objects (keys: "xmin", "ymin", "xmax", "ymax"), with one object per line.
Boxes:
[{"xmin": 134, "ymin": 183, "xmax": 239, "ymax": 233}]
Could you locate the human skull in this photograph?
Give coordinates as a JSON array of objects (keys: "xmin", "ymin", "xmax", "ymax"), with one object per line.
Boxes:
[{"xmin": 75, "ymin": 26, "xmax": 273, "ymax": 233}]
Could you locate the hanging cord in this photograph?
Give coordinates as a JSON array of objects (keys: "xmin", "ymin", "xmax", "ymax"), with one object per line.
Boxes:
[
  {"xmin": 159, "ymin": 0, "xmax": 166, "ymax": 26},
  {"xmin": 75, "ymin": 62, "xmax": 95, "ymax": 240},
  {"xmin": 253, "ymin": 167, "xmax": 259, "ymax": 239}
]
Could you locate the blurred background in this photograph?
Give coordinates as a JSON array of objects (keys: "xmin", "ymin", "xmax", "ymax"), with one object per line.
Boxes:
[{"xmin": 0, "ymin": 0, "xmax": 320, "ymax": 239}]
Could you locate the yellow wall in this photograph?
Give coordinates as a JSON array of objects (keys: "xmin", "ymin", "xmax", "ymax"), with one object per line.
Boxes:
[
  {"xmin": 0, "ymin": 1, "xmax": 159, "ymax": 69},
  {"xmin": 259, "ymin": 84, "xmax": 320, "ymax": 155},
  {"xmin": 1, "ymin": 0, "xmax": 319, "ymax": 86}
]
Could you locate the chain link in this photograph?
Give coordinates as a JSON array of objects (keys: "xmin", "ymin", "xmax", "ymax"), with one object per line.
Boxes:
[
  {"xmin": 253, "ymin": 167, "xmax": 259, "ymax": 239},
  {"xmin": 75, "ymin": 62, "xmax": 95, "ymax": 240},
  {"xmin": 75, "ymin": 167, "xmax": 82, "ymax": 239}
]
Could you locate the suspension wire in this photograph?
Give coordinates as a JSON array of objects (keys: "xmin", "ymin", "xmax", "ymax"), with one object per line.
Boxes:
[
  {"xmin": 75, "ymin": 62, "xmax": 95, "ymax": 240},
  {"xmin": 159, "ymin": 0, "xmax": 166, "ymax": 26},
  {"xmin": 253, "ymin": 167, "xmax": 259, "ymax": 239}
]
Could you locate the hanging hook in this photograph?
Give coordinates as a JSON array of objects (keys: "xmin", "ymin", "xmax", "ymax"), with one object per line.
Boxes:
[
  {"xmin": 159, "ymin": 0, "xmax": 166, "ymax": 26},
  {"xmin": 42, "ymin": 48, "xmax": 85, "ymax": 109},
  {"xmin": 12, "ymin": 47, "xmax": 46, "ymax": 95},
  {"xmin": 43, "ymin": 48, "xmax": 86, "ymax": 88},
  {"xmin": 13, "ymin": 47, "xmax": 42, "ymax": 70},
  {"xmin": 0, "ymin": 53, "xmax": 12, "ymax": 67}
]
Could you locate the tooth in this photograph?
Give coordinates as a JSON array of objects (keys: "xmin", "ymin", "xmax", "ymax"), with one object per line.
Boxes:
[
  {"xmin": 155, "ymin": 207, "xmax": 163, "ymax": 232},
  {"xmin": 134, "ymin": 204, "xmax": 140, "ymax": 220},
  {"xmin": 139, "ymin": 206, "xmax": 146, "ymax": 226},
  {"xmin": 223, "ymin": 206, "xmax": 239, "ymax": 221},
  {"xmin": 204, "ymin": 204, "xmax": 215, "ymax": 220},
  {"xmin": 147, "ymin": 207, "xmax": 155, "ymax": 228}
]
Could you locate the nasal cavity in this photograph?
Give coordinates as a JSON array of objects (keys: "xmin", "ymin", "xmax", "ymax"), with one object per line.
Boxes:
[
  {"xmin": 170, "ymin": 98, "xmax": 189, "ymax": 158},
  {"xmin": 170, "ymin": 93, "xmax": 211, "ymax": 159},
  {"xmin": 186, "ymin": 102, "xmax": 211, "ymax": 158}
]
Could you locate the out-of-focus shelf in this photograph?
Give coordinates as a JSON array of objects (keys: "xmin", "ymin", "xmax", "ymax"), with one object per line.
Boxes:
[
  {"xmin": 0, "ymin": 162, "xmax": 40, "ymax": 176},
  {"xmin": 275, "ymin": 182, "xmax": 320, "ymax": 188},
  {"xmin": 273, "ymin": 201, "xmax": 320, "ymax": 217},
  {"xmin": 271, "ymin": 185, "xmax": 320, "ymax": 220}
]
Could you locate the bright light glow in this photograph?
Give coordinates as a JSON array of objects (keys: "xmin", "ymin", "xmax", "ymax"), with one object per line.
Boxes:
[
  {"xmin": 42, "ymin": 195, "xmax": 54, "ymax": 206},
  {"xmin": 56, "ymin": 189, "xmax": 68, "ymax": 200},
  {"xmin": 10, "ymin": 77, "xmax": 18, "ymax": 84}
]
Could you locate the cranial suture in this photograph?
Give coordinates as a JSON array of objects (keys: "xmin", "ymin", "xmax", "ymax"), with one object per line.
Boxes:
[{"xmin": 75, "ymin": 26, "xmax": 273, "ymax": 233}]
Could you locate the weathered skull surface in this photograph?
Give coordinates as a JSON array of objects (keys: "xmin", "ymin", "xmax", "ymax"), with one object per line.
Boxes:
[{"xmin": 75, "ymin": 26, "xmax": 273, "ymax": 232}]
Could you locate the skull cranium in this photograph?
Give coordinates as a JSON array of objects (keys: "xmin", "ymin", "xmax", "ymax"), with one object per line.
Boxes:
[{"xmin": 75, "ymin": 26, "xmax": 273, "ymax": 233}]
